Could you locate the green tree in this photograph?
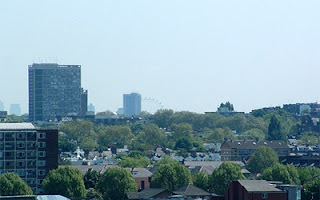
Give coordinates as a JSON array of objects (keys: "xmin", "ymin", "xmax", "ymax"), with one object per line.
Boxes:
[
  {"xmin": 96, "ymin": 168, "xmax": 137, "ymax": 200},
  {"xmin": 299, "ymin": 132, "xmax": 320, "ymax": 146},
  {"xmin": 170, "ymin": 123, "xmax": 193, "ymax": 140},
  {"xmin": 130, "ymin": 123, "xmax": 144, "ymax": 135},
  {"xmin": 251, "ymin": 109, "xmax": 266, "ymax": 118},
  {"xmin": 175, "ymin": 137, "xmax": 193, "ymax": 152},
  {"xmin": 153, "ymin": 109, "xmax": 174, "ymax": 128},
  {"xmin": 247, "ymin": 146, "xmax": 279, "ymax": 173},
  {"xmin": 208, "ymin": 162, "xmax": 245, "ymax": 195},
  {"xmin": 119, "ymin": 156, "xmax": 150, "ymax": 168},
  {"xmin": 128, "ymin": 150, "xmax": 147, "ymax": 158},
  {"xmin": 151, "ymin": 161, "xmax": 192, "ymax": 191},
  {"xmin": 96, "ymin": 110, "xmax": 114, "ymax": 117},
  {"xmin": 297, "ymin": 166, "xmax": 320, "ymax": 186},
  {"xmin": 86, "ymin": 188, "xmax": 102, "ymax": 200},
  {"xmin": 244, "ymin": 128, "xmax": 266, "ymax": 140},
  {"xmin": 206, "ymin": 128, "xmax": 235, "ymax": 143},
  {"xmin": 0, "ymin": 173, "xmax": 33, "ymax": 196},
  {"xmin": 136, "ymin": 124, "xmax": 167, "ymax": 149},
  {"xmin": 60, "ymin": 120, "xmax": 95, "ymax": 142},
  {"xmin": 157, "ymin": 155, "xmax": 177, "ymax": 165},
  {"xmin": 80, "ymin": 136, "xmax": 98, "ymax": 151},
  {"xmin": 97, "ymin": 125, "xmax": 134, "ymax": 148},
  {"xmin": 261, "ymin": 163, "xmax": 299, "ymax": 184},
  {"xmin": 219, "ymin": 101, "xmax": 234, "ymax": 111},
  {"xmin": 42, "ymin": 166, "xmax": 86, "ymax": 198},
  {"xmin": 3, "ymin": 115, "xmax": 23, "ymax": 123},
  {"xmin": 267, "ymin": 114, "xmax": 286, "ymax": 141},
  {"xmin": 192, "ymin": 171, "xmax": 209, "ymax": 191},
  {"xmin": 206, "ymin": 128, "xmax": 224, "ymax": 143},
  {"xmin": 58, "ymin": 135, "xmax": 77, "ymax": 152},
  {"xmin": 83, "ymin": 168, "xmax": 100, "ymax": 189},
  {"xmin": 304, "ymin": 177, "xmax": 320, "ymax": 200}
]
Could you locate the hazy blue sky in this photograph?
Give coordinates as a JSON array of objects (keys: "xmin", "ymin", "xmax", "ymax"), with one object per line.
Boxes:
[{"xmin": 1, "ymin": 1, "xmax": 320, "ymax": 114}]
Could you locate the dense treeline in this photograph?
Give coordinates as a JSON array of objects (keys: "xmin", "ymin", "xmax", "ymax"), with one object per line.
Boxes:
[{"xmin": 58, "ymin": 108, "xmax": 305, "ymax": 153}]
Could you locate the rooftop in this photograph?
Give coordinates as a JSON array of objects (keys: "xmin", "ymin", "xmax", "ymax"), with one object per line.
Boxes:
[
  {"xmin": 0, "ymin": 123, "xmax": 35, "ymax": 130},
  {"xmin": 238, "ymin": 180, "xmax": 284, "ymax": 192},
  {"xmin": 127, "ymin": 188, "xmax": 169, "ymax": 200},
  {"xmin": 174, "ymin": 184, "xmax": 211, "ymax": 196},
  {"xmin": 222, "ymin": 140, "xmax": 289, "ymax": 149}
]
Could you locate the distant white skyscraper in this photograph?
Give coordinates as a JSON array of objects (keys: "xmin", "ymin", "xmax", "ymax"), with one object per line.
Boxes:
[
  {"xmin": 88, "ymin": 103, "xmax": 95, "ymax": 113},
  {"xmin": 10, "ymin": 104, "xmax": 21, "ymax": 116},
  {"xmin": 0, "ymin": 100, "xmax": 4, "ymax": 111},
  {"xmin": 123, "ymin": 93, "xmax": 141, "ymax": 116}
]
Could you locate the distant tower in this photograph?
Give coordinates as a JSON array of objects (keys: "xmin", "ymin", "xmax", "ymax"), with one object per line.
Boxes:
[
  {"xmin": 0, "ymin": 100, "xmax": 4, "ymax": 111},
  {"xmin": 10, "ymin": 104, "xmax": 21, "ymax": 116},
  {"xmin": 80, "ymin": 89, "xmax": 88, "ymax": 116},
  {"xmin": 28, "ymin": 63, "xmax": 88, "ymax": 122},
  {"xmin": 123, "ymin": 93, "xmax": 141, "ymax": 116},
  {"xmin": 88, "ymin": 103, "xmax": 95, "ymax": 113}
]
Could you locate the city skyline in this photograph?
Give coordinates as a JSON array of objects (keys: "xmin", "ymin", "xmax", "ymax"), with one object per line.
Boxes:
[{"xmin": 1, "ymin": 1, "xmax": 320, "ymax": 114}]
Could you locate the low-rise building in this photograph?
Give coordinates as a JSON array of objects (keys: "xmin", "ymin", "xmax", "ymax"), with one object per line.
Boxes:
[
  {"xmin": 173, "ymin": 184, "xmax": 212, "ymax": 200},
  {"xmin": 220, "ymin": 140, "xmax": 289, "ymax": 161},
  {"xmin": 225, "ymin": 180, "xmax": 288, "ymax": 200}
]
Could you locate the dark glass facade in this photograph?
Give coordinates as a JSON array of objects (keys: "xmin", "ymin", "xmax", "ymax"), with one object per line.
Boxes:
[{"xmin": 29, "ymin": 63, "xmax": 87, "ymax": 122}]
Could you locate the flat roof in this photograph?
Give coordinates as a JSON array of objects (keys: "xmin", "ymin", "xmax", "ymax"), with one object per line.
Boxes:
[
  {"xmin": 238, "ymin": 180, "xmax": 284, "ymax": 192},
  {"xmin": 0, "ymin": 123, "xmax": 36, "ymax": 130}
]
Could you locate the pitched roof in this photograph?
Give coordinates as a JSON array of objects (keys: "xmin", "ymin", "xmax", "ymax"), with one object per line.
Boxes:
[
  {"xmin": 238, "ymin": 180, "xmax": 284, "ymax": 192},
  {"xmin": 37, "ymin": 195, "xmax": 70, "ymax": 200},
  {"xmin": 174, "ymin": 184, "xmax": 211, "ymax": 196},
  {"xmin": 65, "ymin": 165, "xmax": 107, "ymax": 175},
  {"xmin": 184, "ymin": 161, "xmax": 245, "ymax": 168},
  {"xmin": 189, "ymin": 166, "xmax": 215, "ymax": 175},
  {"xmin": 222, "ymin": 140, "xmax": 289, "ymax": 150},
  {"xmin": 146, "ymin": 165, "xmax": 160, "ymax": 173},
  {"xmin": 0, "ymin": 123, "xmax": 35, "ymax": 130},
  {"xmin": 125, "ymin": 168, "xmax": 153, "ymax": 178},
  {"xmin": 127, "ymin": 188, "xmax": 169, "ymax": 200}
]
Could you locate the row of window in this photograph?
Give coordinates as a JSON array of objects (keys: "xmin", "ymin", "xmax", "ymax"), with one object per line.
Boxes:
[
  {"xmin": 0, "ymin": 151, "xmax": 46, "ymax": 158},
  {"xmin": 0, "ymin": 160, "xmax": 46, "ymax": 167},
  {"xmin": 0, "ymin": 132, "xmax": 46, "ymax": 140},
  {"xmin": 0, "ymin": 170, "xmax": 45, "ymax": 179},
  {"xmin": 0, "ymin": 142, "xmax": 46, "ymax": 149}
]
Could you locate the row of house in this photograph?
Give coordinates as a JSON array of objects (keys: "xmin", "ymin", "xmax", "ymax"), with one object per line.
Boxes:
[
  {"xmin": 126, "ymin": 180, "xmax": 300, "ymax": 200},
  {"xmin": 220, "ymin": 139, "xmax": 320, "ymax": 167}
]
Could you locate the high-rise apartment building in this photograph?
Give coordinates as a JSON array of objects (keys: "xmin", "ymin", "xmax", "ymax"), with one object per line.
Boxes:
[
  {"xmin": 0, "ymin": 123, "xmax": 58, "ymax": 194},
  {"xmin": 28, "ymin": 63, "xmax": 88, "ymax": 122},
  {"xmin": 123, "ymin": 93, "xmax": 141, "ymax": 116}
]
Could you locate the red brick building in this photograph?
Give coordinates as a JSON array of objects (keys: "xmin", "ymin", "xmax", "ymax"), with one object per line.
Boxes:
[
  {"xmin": 225, "ymin": 180, "xmax": 288, "ymax": 200},
  {"xmin": 126, "ymin": 168, "xmax": 153, "ymax": 190}
]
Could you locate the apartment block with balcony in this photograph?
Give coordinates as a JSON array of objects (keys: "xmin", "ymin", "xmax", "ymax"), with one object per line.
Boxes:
[{"xmin": 0, "ymin": 123, "xmax": 58, "ymax": 194}]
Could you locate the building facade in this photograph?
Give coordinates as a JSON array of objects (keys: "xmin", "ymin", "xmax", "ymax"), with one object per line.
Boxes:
[
  {"xmin": 0, "ymin": 123, "xmax": 58, "ymax": 194},
  {"xmin": 28, "ymin": 63, "xmax": 87, "ymax": 122},
  {"xmin": 220, "ymin": 140, "xmax": 290, "ymax": 161},
  {"xmin": 123, "ymin": 93, "xmax": 141, "ymax": 116},
  {"xmin": 225, "ymin": 180, "xmax": 289, "ymax": 200}
]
